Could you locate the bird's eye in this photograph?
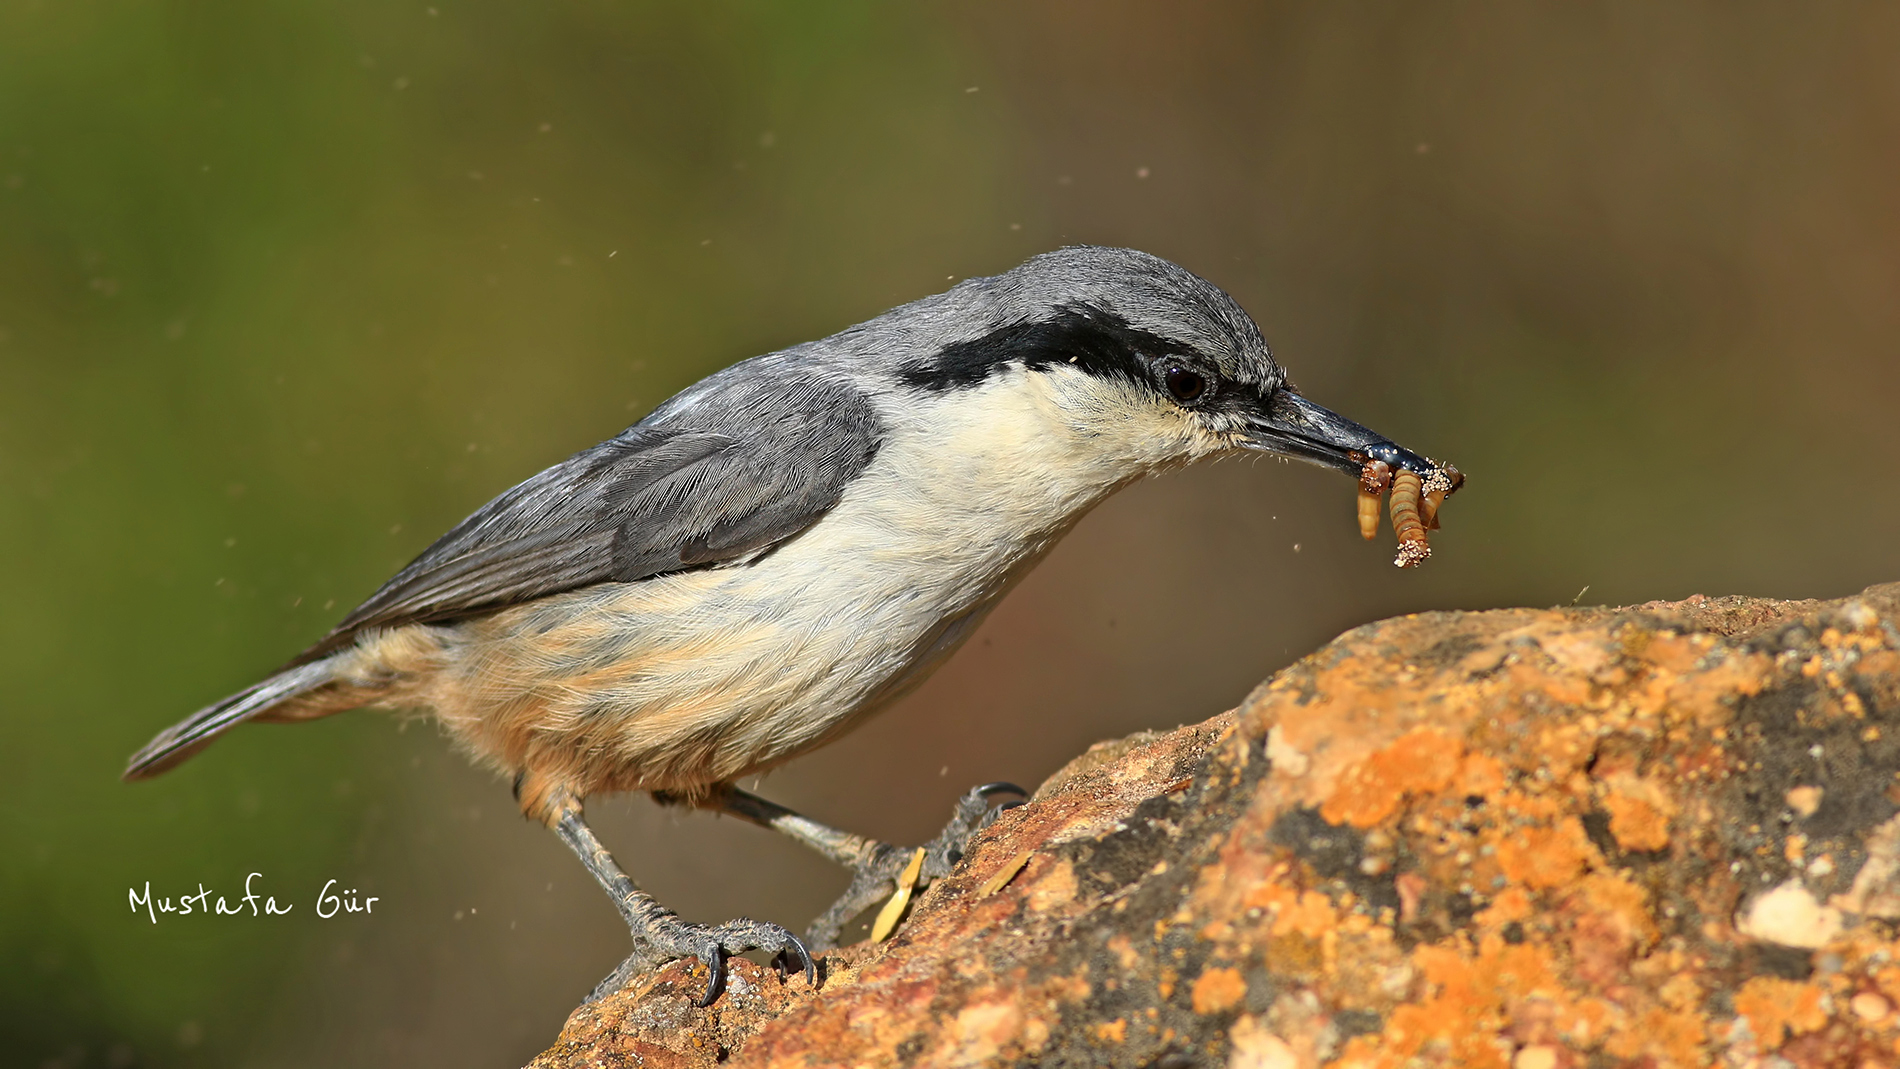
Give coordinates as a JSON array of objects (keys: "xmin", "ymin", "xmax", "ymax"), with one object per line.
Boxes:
[{"xmin": 1164, "ymin": 366, "xmax": 1206, "ymax": 402}]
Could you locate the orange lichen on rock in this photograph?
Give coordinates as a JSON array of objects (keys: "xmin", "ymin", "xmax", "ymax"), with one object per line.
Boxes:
[
  {"xmin": 1274, "ymin": 889, "xmax": 1341, "ymax": 940},
  {"xmin": 1457, "ymin": 752, "xmax": 1509, "ymax": 800},
  {"xmin": 1191, "ymin": 967, "xmax": 1248, "ymax": 1015},
  {"xmin": 1600, "ymin": 1006, "xmax": 1708, "ymax": 1066},
  {"xmin": 1494, "ymin": 816, "xmax": 1596, "ymax": 891},
  {"xmin": 1734, "ymin": 976, "xmax": 1829, "ymax": 1049},
  {"xmin": 530, "ymin": 583, "xmax": 1900, "ymax": 1069},
  {"xmin": 1320, "ymin": 727, "xmax": 1464, "ymax": 828},
  {"xmin": 1598, "ymin": 775, "xmax": 1676, "ymax": 852},
  {"xmin": 1571, "ymin": 874, "xmax": 1655, "ymax": 948},
  {"xmin": 1336, "ymin": 936, "xmax": 1572, "ymax": 1069}
]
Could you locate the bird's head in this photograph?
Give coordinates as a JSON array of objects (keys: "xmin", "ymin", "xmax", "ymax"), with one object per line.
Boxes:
[{"xmin": 886, "ymin": 246, "xmax": 1443, "ymax": 482}]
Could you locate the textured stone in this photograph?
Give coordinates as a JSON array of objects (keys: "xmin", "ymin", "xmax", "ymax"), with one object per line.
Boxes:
[{"xmin": 530, "ymin": 581, "xmax": 1900, "ymax": 1069}]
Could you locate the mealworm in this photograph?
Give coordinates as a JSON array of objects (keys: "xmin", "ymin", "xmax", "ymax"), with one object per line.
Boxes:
[
  {"xmin": 1357, "ymin": 492, "xmax": 1383, "ymax": 540},
  {"xmin": 1357, "ymin": 459, "xmax": 1392, "ymax": 540},
  {"xmin": 1389, "ymin": 469, "xmax": 1430, "ymax": 568}
]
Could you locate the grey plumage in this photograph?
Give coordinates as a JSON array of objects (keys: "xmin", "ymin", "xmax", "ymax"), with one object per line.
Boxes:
[
  {"xmin": 122, "ymin": 660, "xmax": 336, "ymax": 779},
  {"xmin": 292, "ymin": 368, "xmax": 883, "ymax": 665}
]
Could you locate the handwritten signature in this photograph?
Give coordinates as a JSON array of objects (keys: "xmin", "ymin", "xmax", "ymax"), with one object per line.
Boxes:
[{"xmin": 128, "ymin": 873, "xmax": 378, "ymax": 923}]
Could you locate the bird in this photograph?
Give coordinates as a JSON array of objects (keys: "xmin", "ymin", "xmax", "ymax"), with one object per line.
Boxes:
[{"xmin": 124, "ymin": 245, "xmax": 1452, "ymax": 1005}]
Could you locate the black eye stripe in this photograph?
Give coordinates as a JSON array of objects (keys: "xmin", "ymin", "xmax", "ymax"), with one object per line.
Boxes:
[{"xmin": 898, "ymin": 304, "xmax": 1194, "ymax": 392}]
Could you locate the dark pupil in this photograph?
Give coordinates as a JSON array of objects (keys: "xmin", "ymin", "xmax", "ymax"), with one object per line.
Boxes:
[{"xmin": 1165, "ymin": 366, "xmax": 1205, "ymax": 402}]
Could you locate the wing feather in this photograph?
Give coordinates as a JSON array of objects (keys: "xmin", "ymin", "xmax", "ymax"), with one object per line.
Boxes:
[{"xmin": 286, "ymin": 367, "xmax": 881, "ymax": 665}]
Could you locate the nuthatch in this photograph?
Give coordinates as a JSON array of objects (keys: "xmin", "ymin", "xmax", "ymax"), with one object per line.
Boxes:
[{"xmin": 126, "ymin": 246, "xmax": 1454, "ymax": 1004}]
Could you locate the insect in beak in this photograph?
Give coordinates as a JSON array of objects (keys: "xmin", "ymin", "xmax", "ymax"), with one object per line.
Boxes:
[{"xmin": 1242, "ymin": 388, "xmax": 1464, "ymax": 568}]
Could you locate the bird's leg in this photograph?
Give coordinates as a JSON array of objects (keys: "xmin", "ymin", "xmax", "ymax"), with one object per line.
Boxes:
[
  {"xmin": 682, "ymin": 782, "xmax": 1026, "ymax": 950},
  {"xmin": 548, "ymin": 797, "xmax": 815, "ymax": 1006}
]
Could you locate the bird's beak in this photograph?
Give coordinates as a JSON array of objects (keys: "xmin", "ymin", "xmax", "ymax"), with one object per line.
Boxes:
[{"xmin": 1241, "ymin": 388, "xmax": 1437, "ymax": 477}]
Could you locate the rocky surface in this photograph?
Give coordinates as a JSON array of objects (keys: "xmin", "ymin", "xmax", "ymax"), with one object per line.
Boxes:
[{"xmin": 530, "ymin": 582, "xmax": 1900, "ymax": 1068}]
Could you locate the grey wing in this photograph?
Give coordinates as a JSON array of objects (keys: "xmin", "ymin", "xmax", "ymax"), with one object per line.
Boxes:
[{"xmin": 285, "ymin": 369, "xmax": 883, "ymax": 666}]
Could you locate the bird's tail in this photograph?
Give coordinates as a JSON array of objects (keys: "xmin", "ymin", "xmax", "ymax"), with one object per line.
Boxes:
[{"xmin": 123, "ymin": 660, "xmax": 338, "ymax": 781}]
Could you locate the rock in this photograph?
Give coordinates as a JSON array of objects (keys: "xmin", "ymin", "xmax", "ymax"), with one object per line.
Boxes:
[{"xmin": 529, "ymin": 582, "xmax": 1900, "ymax": 1069}]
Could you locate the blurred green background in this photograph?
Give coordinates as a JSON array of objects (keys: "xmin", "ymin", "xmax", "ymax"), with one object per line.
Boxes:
[{"xmin": 3, "ymin": 2, "xmax": 1897, "ymax": 1065}]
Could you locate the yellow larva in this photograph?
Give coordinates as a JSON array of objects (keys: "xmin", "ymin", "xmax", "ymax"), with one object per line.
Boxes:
[
  {"xmin": 1357, "ymin": 459, "xmax": 1392, "ymax": 541},
  {"xmin": 1357, "ymin": 492, "xmax": 1383, "ymax": 540}
]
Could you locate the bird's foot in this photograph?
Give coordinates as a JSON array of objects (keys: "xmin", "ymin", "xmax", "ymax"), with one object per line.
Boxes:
[
  {"xmin": 587, "ymin": 913, "xmax": 816, "ymax": 1007},
  {"xmin": 804, "ymin": 781, "xmax": 1026, "ymax": 950}
]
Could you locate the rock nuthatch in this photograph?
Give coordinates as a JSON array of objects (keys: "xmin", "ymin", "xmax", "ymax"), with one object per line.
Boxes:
[{"xmin": 126, "ymin": 246, "xmax": 1455, "ymax": 1004}]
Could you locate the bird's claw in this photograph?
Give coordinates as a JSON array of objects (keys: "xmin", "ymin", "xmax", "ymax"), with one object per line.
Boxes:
[
  {"xmin": 922, "ymin": 781, "xmax": 1026, "ymax": 879},
  {"xmin": 586, "ymin": 916, "xmax": 815, "ymax": 1007},
  {"xmin": 804, "ymin": 781, "xmax": 1027, "ymax": 949}
]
